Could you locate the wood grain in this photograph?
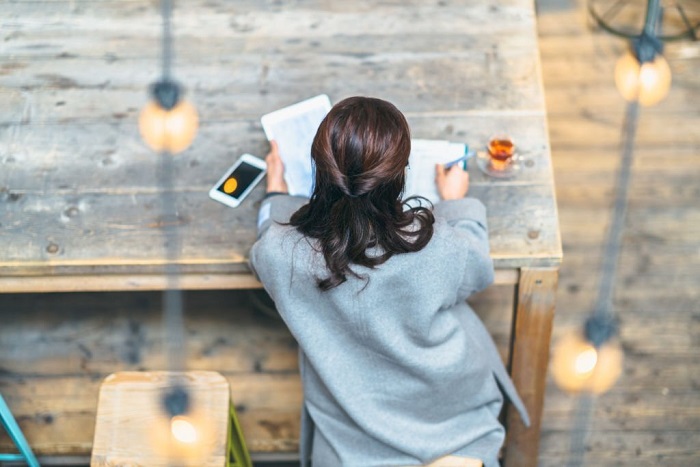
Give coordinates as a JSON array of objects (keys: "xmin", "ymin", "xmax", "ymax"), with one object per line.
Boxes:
[
  {"xmin": 536, "ymin": 1, "xmax": 700, "ymax": 466},
  {"xmin": 504, "ymin": 267, "xmax": 558, "ymax": 467},
  {"xmin": 90, "ymin": 371, "xmax": 230, "ymax": 467},
  {"xmin": 0, "ymin": 0, "xmax": 560, "ymax": 290}
]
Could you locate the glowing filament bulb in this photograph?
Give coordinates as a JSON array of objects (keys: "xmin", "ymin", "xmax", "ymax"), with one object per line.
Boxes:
[
  {"xmin": 170, "ymin": 416, "xmax": 198, "ymax": 444},
  {"xmin": 614, "ymin": 50, "xmax": 672, "ymax": 107},
  {"xmin": 139, "ymin": 99, "xmax": 199, "ymax": 154},
  {"xmin": 551, "ymin": 329, "xmax": 623, "ymax": 394},
  {"xmin": 574, "ymin": 346, "xmax": 598, "ymax": 375}
]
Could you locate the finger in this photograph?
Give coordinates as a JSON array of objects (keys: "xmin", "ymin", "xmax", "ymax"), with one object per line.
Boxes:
[
  {"xmin": 447, "ymin": 164, "xmax": 462, "ymax": 175},
  {"xmin": 435, "ymin": 163, "xmax": 445, "ymax": 182},
  {"xmin": 269, "ymin": 139, "xmax": 279, "ymax": 156}
]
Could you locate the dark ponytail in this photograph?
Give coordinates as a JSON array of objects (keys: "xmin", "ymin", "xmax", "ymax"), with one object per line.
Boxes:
[{"xmin": 289, "ymin": 97, "xmax": 434, "ymax": 290}]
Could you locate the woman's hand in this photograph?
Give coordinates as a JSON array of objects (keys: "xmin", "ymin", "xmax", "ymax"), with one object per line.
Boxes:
[
  {"xmin": 435, "ymin": 163, "xmax": 469, "ymax": 200},
  {"xmin": 265, "ymin": 140, "xmax": 288, "ymax": 193}
]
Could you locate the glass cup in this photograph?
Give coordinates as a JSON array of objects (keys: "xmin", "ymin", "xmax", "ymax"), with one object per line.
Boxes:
[{"xmin": 487, "ymin": 135, "xmax": 516, "ymax": 172}]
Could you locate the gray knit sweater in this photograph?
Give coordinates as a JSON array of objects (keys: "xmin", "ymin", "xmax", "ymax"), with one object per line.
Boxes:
[{"xmin": 249, "ymin": 195, "xmax": 529, "ymax": 467}]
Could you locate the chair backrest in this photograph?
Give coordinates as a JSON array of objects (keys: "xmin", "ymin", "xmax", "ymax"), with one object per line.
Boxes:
[{"xmin": 92, "ymin": 371, "xmax": 250, "ymax": 467}]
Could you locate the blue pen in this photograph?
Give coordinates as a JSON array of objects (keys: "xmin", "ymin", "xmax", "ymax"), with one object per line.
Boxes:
[{"xmin": 444, "ymin": 149, "xmax": 475, "ymax": 170}]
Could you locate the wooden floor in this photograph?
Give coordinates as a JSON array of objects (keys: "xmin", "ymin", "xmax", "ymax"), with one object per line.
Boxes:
[
  {"xmin": 1, "ymin": 0, "xmax": 699, "ymax": 465},
  {"xmin": 536, "ymin": 0, "xmax": 700, "ymax": 465}
]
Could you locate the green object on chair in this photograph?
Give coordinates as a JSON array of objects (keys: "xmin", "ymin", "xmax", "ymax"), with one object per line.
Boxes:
[
  {"xmin": 0, "ymin": 394, "xmax": 40, "ymax": 467},
  {"xmin": 227, "ymin": 402, "xmax": 252, "ymax": 467}
]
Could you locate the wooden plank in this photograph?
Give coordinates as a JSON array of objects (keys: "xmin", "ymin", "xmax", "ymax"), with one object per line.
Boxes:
[
  {"xmin": 0, "ymin": 116, "xmax": 553, "ymax": 192},
  {"xmin": 556, "ymin": 205, "xmax": 700, "ymax": 245},
  {"xmin": 547, "ymin": 112, "xmax": 700, "ymax": 150},
  {"xmin": 560, "ymin": 249, "xmax": 700, "ymax": 279},
  {"xmin": 505, "ymin": 267, "xmax": 559, "ymax": 467},
  {"xmin": 553, "ymin": 315, "xmax": 700, "ymax": 358},
  {"xmin": 542, "ymin": 391, "xmax": 700, "ymax": 432},
  {"xmin": 556, "ymin": 182, "xmax": 700, "ymax": 208},
  {"xmin": 0, "ymin": 32, "xmax": 536, "ymax": 66},
  {"xmin": 552, "ymin": 147, "xmax": 700, "ymax": 171},
  {"xmin": 542, "ymin": 83, "xmax": 700, "ymax": 115},
  {"xmin": 0, "ymin": 48, "xmax": 543, "ymax": 117},
  {"xmin": 0, "ymin": 186, "xmax": 559, "ymax": 280},
  {"xmin": 0, "ymin": 269, "xmax": 519, "ymax": 293},
  {"xmin": 0, "ymin": 273, "xmax": 263, "ymax": 293},
  {"xmin": 2, "ymin": 0, "xmax": 534, "ymax": 40},
  {"xmin": 91, "ymin": 371, "xmax": 230, "ymax": 467},
  {"xmin": 0, "ymin": 290, "xmax": 298, "ymax": 376},
  {"xmin": 538, "ymin": 430, "xmax": 700, "ymax": 466},
  {"xmin": 0, "ymin": 190, "xmax": 262, "ymax": 273},
  {"xmin": 555, "ymin": 284, "xmax": 700, "ymax": 318},
  {"xmin": 0, "ymin": 273, "xmax": 264, "ymax": 293}
]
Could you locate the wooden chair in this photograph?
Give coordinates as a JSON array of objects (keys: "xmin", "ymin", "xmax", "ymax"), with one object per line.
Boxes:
[{"xmin": 91, "ymin": 371, "xmax": 251, "ymax": 467}]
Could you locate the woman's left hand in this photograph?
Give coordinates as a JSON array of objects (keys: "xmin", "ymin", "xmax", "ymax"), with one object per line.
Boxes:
[
  {"xmin": 265, "ymin": 140, "xmax": 289, "ymax": 193},
  {"xmin": 435, "ymin": 163, "xmax": 469, "ymax": 200}
]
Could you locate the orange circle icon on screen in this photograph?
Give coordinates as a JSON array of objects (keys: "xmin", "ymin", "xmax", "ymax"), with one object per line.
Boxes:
[{"xmin": 223, "ymin": 178, "xmax": 238, "ymax": 194}]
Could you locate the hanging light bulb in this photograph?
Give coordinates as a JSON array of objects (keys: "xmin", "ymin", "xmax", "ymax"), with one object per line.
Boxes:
[
  {"xmin": 150, "ymin": 385, "xmax": 216, "ymax": 464},
  {"xmin": 139, "ymin": 80, "xmax": 199, "ymax": 154},
  {"xmin": 171, "ymin": 415, "xmax": 199, "ymax": 444},
  {"xmin": 615, "ymin": 49, "xmax": 672, "ymax": 106},
  {"xmin": 150, "ymin": 412, "xmax": 215, "ymax": 464},
  {"xmin": 614, "ymin": 0, "xmax": 673, "ymax": 108},
  {"xmin": 551, "ymin": 315, "xmax": 624, "ymax": 394}
]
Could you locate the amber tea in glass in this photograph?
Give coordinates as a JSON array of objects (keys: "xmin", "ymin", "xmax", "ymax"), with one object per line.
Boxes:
[{"xmin": 487, "ymin": 136, "xmax": 515, "ymax": 171}]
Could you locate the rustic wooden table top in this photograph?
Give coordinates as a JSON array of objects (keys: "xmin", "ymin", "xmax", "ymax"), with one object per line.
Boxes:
[{"xmin": 0, "ymin": 0, "xmax": 561, "ymax": 292}]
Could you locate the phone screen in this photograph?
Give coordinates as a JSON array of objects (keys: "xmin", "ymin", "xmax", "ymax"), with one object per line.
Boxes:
[{"xmin": 216, "ymin": 161, "xmax": 265, "ymax": 199}]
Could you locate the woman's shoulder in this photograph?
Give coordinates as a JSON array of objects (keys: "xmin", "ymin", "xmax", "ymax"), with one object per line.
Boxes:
[
  {"xmin": 256, "ymin": 222, "xmax": 306, "ymax": 251},
  {"xmin": 253, "ymin": 222, "xmax": 319, "ymax": 269},
  {"xmin": 429, "ymin": 216, "xmax": 472, "ymax": 248}
]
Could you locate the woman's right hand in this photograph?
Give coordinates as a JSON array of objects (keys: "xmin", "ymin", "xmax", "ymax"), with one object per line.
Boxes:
[
  {"xmin": 435, "ymin": 163, "xmax": 469, "ymax": 200},
  {"xmin": 265, "ymin": 140, "xmax": 289, "ymax": 193}
]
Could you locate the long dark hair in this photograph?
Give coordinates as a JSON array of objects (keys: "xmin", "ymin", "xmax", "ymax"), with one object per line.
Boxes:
[{"xmin": 289, "ymin": 96, "xmax": 434, "ymax": 290}]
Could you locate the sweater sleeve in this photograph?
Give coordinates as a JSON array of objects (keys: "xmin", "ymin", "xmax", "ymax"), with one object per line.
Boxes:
[
  {"xmin": 256, "ymin": 194, "xmax": 309, "ymax": 238},
  {"xmin": 433, "ymin": 197, "xmax": 495, "ymax": 300}
]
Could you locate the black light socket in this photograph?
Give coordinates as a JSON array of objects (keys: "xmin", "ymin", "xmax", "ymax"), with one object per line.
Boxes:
[{"xmin": 151, "ymin": 80, "xmax": 181, "ymax": 110}]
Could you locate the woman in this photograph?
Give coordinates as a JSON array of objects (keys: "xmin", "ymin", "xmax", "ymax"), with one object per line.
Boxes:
[{"xmin": 249, "ymin": 97, "xmax": 529, "ymax": 467}]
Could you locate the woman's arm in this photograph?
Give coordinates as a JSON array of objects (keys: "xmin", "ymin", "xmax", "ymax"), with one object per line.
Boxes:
[
  {"xmin": 256, "ymin": 140, "xmax": 307, "ymax": 238},
  {"xmin": 434, "ymin": 163, "xmax": 494, "ymax": 299},
  {"xmin": 434, "ymin": 198, "xmax": 495, "ymax": 299}
]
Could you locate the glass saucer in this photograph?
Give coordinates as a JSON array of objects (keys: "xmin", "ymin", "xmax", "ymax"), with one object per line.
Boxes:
[{"xmin": 475, "ymin": 150, "xmax": 521, "ymax": 179}]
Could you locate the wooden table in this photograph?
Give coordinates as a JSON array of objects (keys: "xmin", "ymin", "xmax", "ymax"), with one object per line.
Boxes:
[{"xmin": 0, "ymin": 1, "xmax": 561, "ymax": 465}]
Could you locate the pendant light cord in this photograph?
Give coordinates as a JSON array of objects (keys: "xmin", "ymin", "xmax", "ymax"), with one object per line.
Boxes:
[
  {"xmin": 159, "ymin": 151, "xmax": 186, "ymax": 374},
  {"xmin": 161, "ymin": 0, "xmax": 173, "ymax": 81},
  {"xmin": 158, "ymin": 0, "xmax": 186, "ymax": 378},
  {"xmin": 592, "ymin": 100, "xmax": 639, "ymax": 319}
]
